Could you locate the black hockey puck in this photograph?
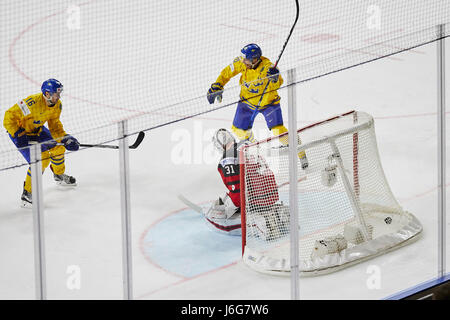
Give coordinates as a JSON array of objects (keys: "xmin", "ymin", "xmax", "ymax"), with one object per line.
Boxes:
[{"xmin": 384, "ymin": 217, "xmax": 392, "ymax": 224}]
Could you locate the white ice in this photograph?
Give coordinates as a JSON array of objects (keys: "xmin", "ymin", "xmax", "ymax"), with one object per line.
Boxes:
[{"xmin": 0, "ymin": 0, "xmax": 449, "ymax": 299}]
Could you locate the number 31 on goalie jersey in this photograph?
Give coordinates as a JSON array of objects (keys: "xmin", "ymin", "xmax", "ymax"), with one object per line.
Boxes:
[{"xmin": 223, "ymin": 165, "xmax": 236, "ymax": 175}]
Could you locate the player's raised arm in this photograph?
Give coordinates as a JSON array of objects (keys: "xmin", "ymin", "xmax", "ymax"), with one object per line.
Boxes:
[
  {"xmin": 266, "ymin": 64, "xmax": 284, "ymax": 89},
  {"xmin": 207, "ymin": 57, "xmax": 245, "ymax": 104}
]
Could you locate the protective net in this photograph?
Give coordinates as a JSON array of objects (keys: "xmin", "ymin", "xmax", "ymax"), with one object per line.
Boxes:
[
  {"xmin": 0, "ymin": 0, "xmax": 449, "ymax": 171},
  {"xmin": 240, "ymin": 111, "xmax": 422, "ymax": 275}
]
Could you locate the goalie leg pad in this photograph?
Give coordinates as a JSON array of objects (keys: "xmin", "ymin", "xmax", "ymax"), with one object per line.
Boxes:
[{"xmin": 206, "ymin": 194, "xmax": 239, "ymax": 220}]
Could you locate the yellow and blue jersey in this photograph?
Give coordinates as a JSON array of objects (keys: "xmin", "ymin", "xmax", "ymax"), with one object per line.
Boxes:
[
  {"xmin": 3, "ymin": 92, "xmax": 66, "ymax": 139},
  {"xmin": 215, "ymin": 56, "xmax": 283, "ymax": 109}
]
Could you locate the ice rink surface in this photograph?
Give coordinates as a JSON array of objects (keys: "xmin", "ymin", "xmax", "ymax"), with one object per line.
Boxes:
[{"xmin": 0, "ymin": 0, "xmax": 449, "ymax": 299}]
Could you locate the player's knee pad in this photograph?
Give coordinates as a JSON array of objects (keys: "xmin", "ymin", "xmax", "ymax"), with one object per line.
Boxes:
[
  {"xmin": 49, "ymin": 144, "xmax": 66, "ymax": 157},
  {"xmin": 231, "ymin": 125, "xmax": 255, "ymax": 142},
  {"xmin": 41, "ymin": 150, "xmax": 51, "ymax": 170}
]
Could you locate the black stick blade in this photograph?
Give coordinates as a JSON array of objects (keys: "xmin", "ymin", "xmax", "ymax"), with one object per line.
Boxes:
[{"xmin": 129, "ymin": 131, "xmax": 145, "ymax": 149}]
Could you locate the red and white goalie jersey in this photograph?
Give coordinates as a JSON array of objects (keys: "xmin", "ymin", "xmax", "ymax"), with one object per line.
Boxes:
[
  {"xmin": 217, "ymin": 142, "xmax": 243, "ymax": 208},
  {"xmin": 205, "ymin": 141, "xmax": 279, "ymax": 236}
]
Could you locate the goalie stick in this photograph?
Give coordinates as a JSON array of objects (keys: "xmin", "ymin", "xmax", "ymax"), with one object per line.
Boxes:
[
  {"xmin": 57, "ymin": 131, "xmax": 145, "ymax": 150},
  {"xmin": 178, "ymin": 194, "xmax": 244, "ymax": 234},
  {"xmin": 177, "ymin": 194, "xmax": 205, "ymax": 215}
]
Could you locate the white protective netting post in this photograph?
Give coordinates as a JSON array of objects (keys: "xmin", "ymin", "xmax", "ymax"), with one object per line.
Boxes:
[{"xmin": 240, "ymin": 111, "xmax": 423, "ymax": 276}]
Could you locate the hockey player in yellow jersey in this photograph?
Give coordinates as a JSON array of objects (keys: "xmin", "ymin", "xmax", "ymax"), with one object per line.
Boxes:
[
  {"xmin": 3, "ymin": 79, "xmax": 80, "ymax": 208},
  {"xmin": 207, "ymin": 44, "xmax": 308, "ymax": 169}
]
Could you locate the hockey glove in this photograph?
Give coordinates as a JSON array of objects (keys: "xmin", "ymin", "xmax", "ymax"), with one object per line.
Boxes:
[
  {"xmin": 267, "ymin": 66, "xmax": 280, "ymax": 83},
  {"xmin": 12, "ymin": 128, "xmax": 29, "ymax": 147},
  {"xmin": 207, "ymin": 82, "xmax": 223, "ymax": 104},
  {"xmin": 61, "ymin": 134, "xmax": 80, "ymax": 151},
  {"xmin": 42, "ymin": 138, "xmax": 57, "ymax": 150}
]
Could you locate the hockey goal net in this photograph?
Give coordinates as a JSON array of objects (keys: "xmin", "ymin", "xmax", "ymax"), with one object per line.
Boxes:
[{"xmin": 239, "ymin": 111, "xmax": 422, "ymax": 276}]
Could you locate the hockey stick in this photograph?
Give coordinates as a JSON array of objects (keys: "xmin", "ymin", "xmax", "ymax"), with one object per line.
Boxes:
[
  {"xmin": 250, "ymin": 0, "xmax": 300, "ymax": 119},
  {"xmin": 178, "ymin": 194, "xmax": 205, "ymax": 215},
  {"xmin": 57, "ymin": 131, "xmax": 145, "ymax": 150}
]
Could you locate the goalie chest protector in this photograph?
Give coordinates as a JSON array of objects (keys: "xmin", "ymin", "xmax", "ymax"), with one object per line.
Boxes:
[{"xmin": 218, "ymin": 144, "xmax": 241, "ymax": 207}]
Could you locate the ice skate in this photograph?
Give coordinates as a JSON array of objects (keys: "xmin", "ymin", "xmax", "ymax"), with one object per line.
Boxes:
[
  {"xmin": 53, "ymin": 173, "xmax": 77, "ymax": 187},
  {"xmin": 298, "ymin": 150, "xmax": 309, "ymax": 169},
  {"xmin": 21, "ymin": 189, "xmax": 32, "ymax": 209}
]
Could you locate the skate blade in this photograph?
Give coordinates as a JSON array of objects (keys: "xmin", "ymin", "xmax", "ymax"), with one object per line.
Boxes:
[
  {"xmin": 55, "ymin": 181, "xmax": 77, "ymax": 187},
  {"xmin": 21, "ymin": 201, "xmax": 32, "ymax": 209}
]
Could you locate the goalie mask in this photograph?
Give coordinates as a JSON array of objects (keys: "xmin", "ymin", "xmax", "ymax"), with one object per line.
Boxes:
[{"xmin": 212, "ymin": 128, "xmax": 236, "ymax": 153}]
